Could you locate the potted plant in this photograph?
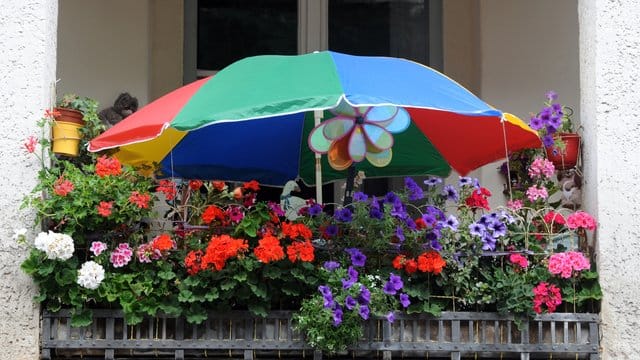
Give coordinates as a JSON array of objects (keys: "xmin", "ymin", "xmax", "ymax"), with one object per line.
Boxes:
[
  {"xmin": 17, "ymin": 126, "xmax": 602, "ymax": 352},
  {"xmin": 528, "ymin": 91, "xmax": 580, "ymax": 170},
  {"xmin": 51, "ymin": 94, "xmax": 103, "ymax": 159}
]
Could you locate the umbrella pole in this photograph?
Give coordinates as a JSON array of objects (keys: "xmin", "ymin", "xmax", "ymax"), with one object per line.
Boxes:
[
  {"xmin": 314, "ymin": 110, "xmax": 324, "ymax": 204},
  {"xmin": 343, "ymin": 164, "xmax": 357, "ymax": 206}
]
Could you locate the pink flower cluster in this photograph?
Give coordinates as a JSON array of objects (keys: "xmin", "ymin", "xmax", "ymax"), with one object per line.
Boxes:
[
  {"xmin": 136, "ymin": 242, "xmax": 162, "ymax": 263},
  {"xmin": 566, "ymin": 211, "xmax": 597, "ymax": 231},
  {"xmin": 110, "ymin": 243, "xmax": 133, "ymax": 268},
  {"xmin": 548, "ymin": 251, "xmax": 591, "ymax": 278},
  {"xmin": 526, "ymin": 185, "xmax": 548, "ymax": 202},
  {"xmin": 89, "ymin": 241, "xmax": 108, "ymax": 256},
  {"xmin": 509, "ymin": 253, "xmax": 529, "ymax": 269},
  {"xmin": 533, "ymin": 282, "xmax": 562, "ymax": 314},
  {"xmin": 528, "ymin": 157, "xmax": 555, "ymax": 179},
  {"xmin": 507, "ymin": 199, "xmax": 523, "ymax": 211}
]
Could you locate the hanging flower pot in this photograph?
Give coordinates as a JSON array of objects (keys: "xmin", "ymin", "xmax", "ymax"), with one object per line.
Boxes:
[
  {"xmin": 50, "ymin": 107, "xmax": 85, "ymax": 157},
  {"xmin": 51, "ymin": 120, "xmax": 83, "ymax": 157},
  {"xmin": 545, "ymin": 133, "xmax": 580, "ymax": 170}
]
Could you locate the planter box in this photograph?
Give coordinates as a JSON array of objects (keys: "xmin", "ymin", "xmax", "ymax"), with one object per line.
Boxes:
[{"xmin": 41, "ymin": 310, "xmax": 599, "ymax": 360}]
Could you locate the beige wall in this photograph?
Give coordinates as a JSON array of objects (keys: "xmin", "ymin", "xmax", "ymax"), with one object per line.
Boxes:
[
  {"xmin": 443, "ymin": 0, "xmax": 579, "ymax": 207},
  {"xmin": 57, "ymin": 0, "xmax": 150, "ymax": 109}
]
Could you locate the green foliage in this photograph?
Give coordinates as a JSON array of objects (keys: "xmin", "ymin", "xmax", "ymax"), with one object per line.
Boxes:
[{"xmin": 295, "ymin": 296, "xmax": 363, "ymax": 353}]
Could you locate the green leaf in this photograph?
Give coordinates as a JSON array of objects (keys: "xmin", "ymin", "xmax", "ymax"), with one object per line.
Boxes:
[
  {"xmin": 220, "ymin": 279, "xmax": 237, "ymax": 291},
  {"xmin": 185, "ymin": 305, "xmax": 208, "ymax": 324},
  {"xmin": 233, "ymin": 272, "xmax": 247, "ymax": 282},
  {"xmin": 248, "ymin": 303, "xmax": 268, "ymax": 317},
  {"xmin": 70, "ymin": 308, "xmax": 93, "ymax": 327},
  {"xmin": 263, "ymin": 266, "xmax": 282, "ymax": 279},
  {"xmin": 204, "ymin": 288, "xmax": 219, "ymax": 301},
  {"xmin": 248, "ymin": 282, "xmax": 268, "ymax": 299},
  {"xmin": 158, "ymin": 270, "xmax": 176, "ymax": 280},
  {"xmin": 178, "ymin": 289, "xmax": 195, "ymax": 303}
]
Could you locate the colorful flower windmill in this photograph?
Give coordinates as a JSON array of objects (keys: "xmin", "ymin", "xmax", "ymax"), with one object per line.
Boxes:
[{"xmin": 308, "ymin": 100, "xmax": 411, "ymax": 170}]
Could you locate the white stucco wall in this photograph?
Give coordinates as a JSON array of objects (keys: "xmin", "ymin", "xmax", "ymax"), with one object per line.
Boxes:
[
  {"xmin": 579, "ymin": 1, "xmax": 640, "ymax": 358},
  {"xmin": 57, "ymin": 0, "xmax": 151, "ymax": 109},
  {"xmin": 476, "ymin": 0, "xmax": 580, "ymax": 208},
  {"xmin": 0, "ymin": 1, "xmax": 58, "ymax": 359}
]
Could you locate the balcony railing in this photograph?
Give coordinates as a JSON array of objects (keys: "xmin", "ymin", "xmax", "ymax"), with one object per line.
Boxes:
[{"xmin": 41, "ymin": 310, "xmax": 599, "ymax": 360}]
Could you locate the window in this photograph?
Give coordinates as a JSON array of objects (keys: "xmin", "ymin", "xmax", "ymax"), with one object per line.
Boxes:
[
  {"xmin": 185, "ymin": 0, "xmax": 442, "ymax": 197},
  {"xmin": 196, "ymin": 0, "xmax": 297, "ymax": 75}
]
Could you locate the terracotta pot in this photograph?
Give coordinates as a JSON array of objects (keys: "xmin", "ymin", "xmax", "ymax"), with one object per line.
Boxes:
[
  {"xmin": 54, "ymin": 107, "xmax": 85, "ymax": 125},
  {"xmin": 545, "ymin": 133, "xmax": 580, "ymax": 170}
]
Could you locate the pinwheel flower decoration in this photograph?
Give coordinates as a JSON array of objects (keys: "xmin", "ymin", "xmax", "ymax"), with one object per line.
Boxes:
[{"xmin": 308, "ymin": 100, "xmax": 411, "ymax": 171}]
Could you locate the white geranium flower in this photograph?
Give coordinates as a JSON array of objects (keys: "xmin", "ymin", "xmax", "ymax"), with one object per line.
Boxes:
[
  {"xmin": 34, "ymin": 231, "xmax": 51, "ymax": 252},
  {"xmin": 12, "ymin": 228, "xmax": 28, "ymax": 242},
  {"xmin": 77, "ymin": 261, "xmax": 105, "ymax": 290},
  {"xmin": 35, "ymin": 231, "xmax": 75, "ymax": 260}
]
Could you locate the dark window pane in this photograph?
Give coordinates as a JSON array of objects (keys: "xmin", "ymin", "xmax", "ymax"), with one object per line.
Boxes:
[
  {"xmin": 197, "ymin": 0, "xmax": 297, "ymax": 70},
  {"xmin": 329, "ymin": 0, "xmax": 429, "ymax": 64}
]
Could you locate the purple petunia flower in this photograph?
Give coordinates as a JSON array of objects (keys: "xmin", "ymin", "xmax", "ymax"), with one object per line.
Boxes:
[
  {"xmin": 405, "ymin": 217, "xmax": 417, "ymax": 230},
  {"xmin": 353, "ymin": 191, "xmax": 368, "ymax": 202},
  {"xmin": 469, "ymin": 223, "xmax": 486, "ymax": 237},
  {"xmin": 459, "ymin": 176, "xmax": 473, "ymax": 187},
  {"xmin": 487, "ymin": 220, "xmax": 507, "ymax": 238},
  {"xmin": 358, "ymin": 285, "xmax": 371, "ymax": 305},
  {"xmin": 399, "ymin": 293, "xmax": 411, "ymax": 308},
  {"xmin": 358, "ymin": 305, "xmax": 370, "ymax": 320},
  {"xmin": 323, "ymin": 224, "xmax": 339, "ymax": 238},
  {"xmin": 443, "ymin": 215, "xmax": 459, "ymax": 231},
  {"xmin": 323, "ymin": 261, "xmax": 340, "ymax": 271},
  {"xmin": 319, "ymin": 285, "xmax": 334, "ymax": 308},
  {"xmin": 342, "ymin": 277, "xmax": 356, "ymax": 290},
  {"xmin": 345, "ymin": 295, "xmax": 357, "ymax": 310},
  {"xmin": 395, "ymin": 226, "xmax": 405, "ymax": 243},
  {"xmin": 385, "ymin": 312, "xmax": 396, "ymax": 323},
  {"xmin": 369, "ymin": 207, "xmax": 383, "ymax": 220},
  {"xmin": 546, "ymin": 90, "xmax": 558, "ymax": 101},
  {"xmin": 430, "ymin": 239, "xmax": 443, "ymax": 251},
  {"xmin": 308, "ymin": 203, "xmax": 323, "ymax": 217},
  {"xmin": 404, "ymin": 177, "xmax": 424, "ymax": 201},
  {"xmin": 332, "ymin": 307, "xmax": 343, "ymax": 327},
  {"xmin": 500, "ymin": 210, "xmax": 516, "ymax": 224},
  {"xmin": 318, "ymin": 285, "xmax": 331, "ymax": 296},
  {"xmin": 346, "ymin": 248, "xmax": 367, "ymax": 267},
  {"xmin": 384, "ymin": 192, "xmax": 400, "ymax": 204},
  {"xmin": 482, "ymin": 234, "xmax": 497, "ymax": 251},
  {"xmin": 552, "ymin": 102, "xmax": 563, "ymax": 114},
  {"xmin": 422, "ymin": 213, "xmax": 436, "ymax": 227},
  {"xmin": 548, "ymin": 114, "xmax": 562, "ymax": 130},
  {"xmin": 529, "ymin": 116, "xmax": 543, "ymax": 130},
  {"xmin": 348, "ymin": 266, "xmax": 359, "ymax": 281},
  {"xmin": 442, "ymin": 185, "xmax": 459, "ymax": 202},
  {"xmin": 334, "ymin": 208, "xmax": 353, "ymax": 222},
  {"xmin": 542, "ymin": 134, "xmax": 555, "ymax": 147},
  {"xmin": 383, "ymin": 281, "xmax": 397, "ymax": 295},
  {"xmin": 424, "ymin": 177, "xmax": 443, "ymax": 186},
  {"xmin": 384, "ymin": 273, "xmax": 403, "ymax": 295}
]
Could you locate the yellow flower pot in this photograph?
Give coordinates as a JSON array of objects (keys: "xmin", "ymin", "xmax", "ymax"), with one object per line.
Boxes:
[{"xmin": 51, "ymin": 121, "xmax": 82, "ymax": 157}]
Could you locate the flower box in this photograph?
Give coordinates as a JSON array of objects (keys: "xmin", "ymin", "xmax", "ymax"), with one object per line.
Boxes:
[{"xmin": 41, "ymin": 310, "xmax": 599, "ymax": 360}]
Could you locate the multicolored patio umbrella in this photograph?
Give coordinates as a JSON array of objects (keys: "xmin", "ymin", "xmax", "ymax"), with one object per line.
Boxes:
[{"xmin": 89, "ymin": 51, "xmax": 540, "ymax": 190}]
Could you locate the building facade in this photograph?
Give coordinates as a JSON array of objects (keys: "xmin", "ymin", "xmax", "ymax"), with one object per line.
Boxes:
[{"xmin": 0, "ymin": 0, "xmax": 638, "ymax": 358}]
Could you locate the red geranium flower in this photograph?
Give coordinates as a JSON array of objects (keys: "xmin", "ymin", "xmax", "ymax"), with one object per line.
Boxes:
[
  {"xmin": 242, "ymin": 180, "xmax": 260, "ymax": 192},
  {"xmin": 97, "ymin": 201, "xmax": 113, "ymax": 217},
  {"xmin": 53, "ymin": 177, "xmax": 74, "ymax": 196},
  {"xmin": 189, "ymin": 180, "xmax": 203, "ymax": 191},
  {"xmin": 156, "ymin": 179, "xmax": 177, "ymax": 201},
  {"xmin": 286, "ymin": 240, "xmax": 315, "ymax": 262},
  {"xmin": 129, "ymin": 191, "xmax": 151, "ymax": 209},
  {"xmin": 254, "ymin": 234, "xmax": 285, "ymax": 263},
  {"xmin": 95, "ymin": 156, "xmax": 122, "ymax": 177}
]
